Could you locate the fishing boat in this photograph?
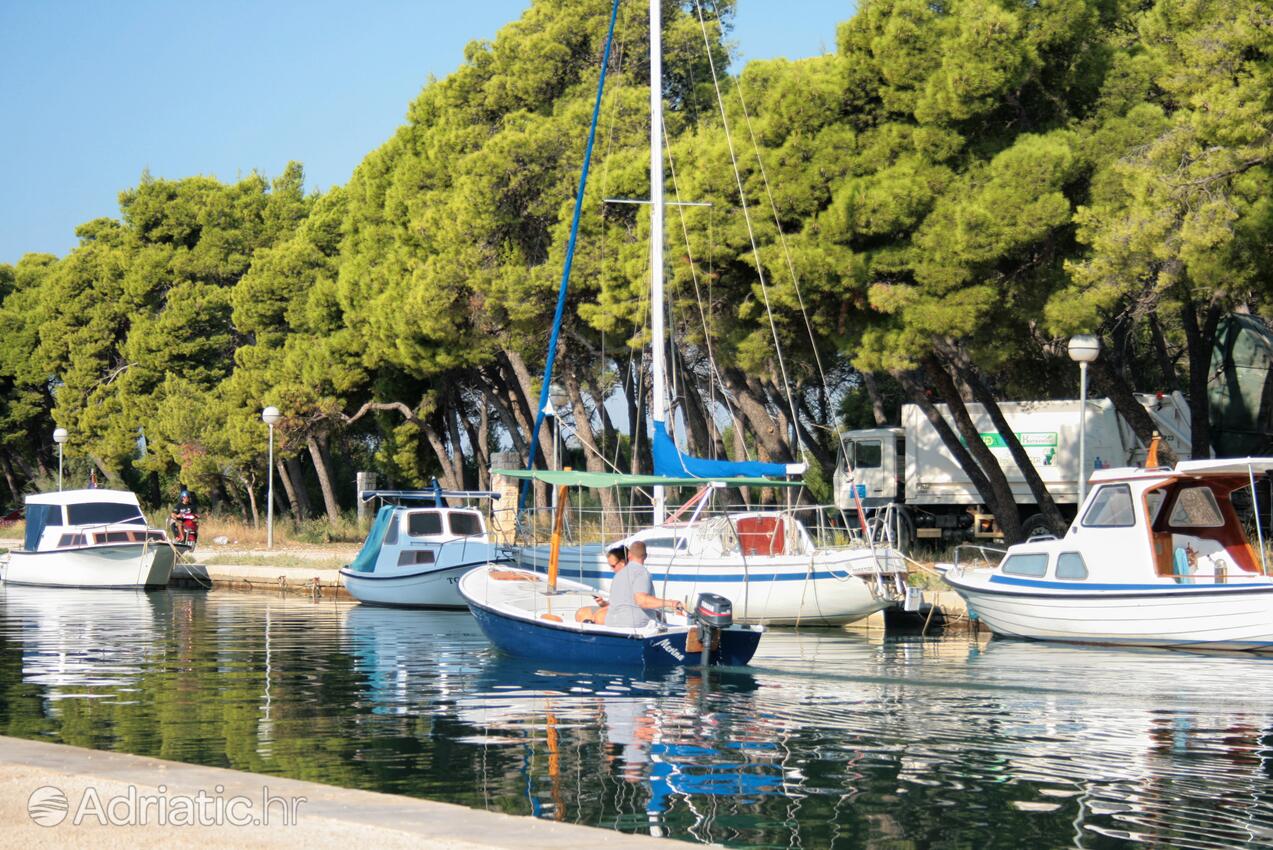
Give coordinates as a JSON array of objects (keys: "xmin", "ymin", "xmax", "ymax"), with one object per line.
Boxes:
[
  {"xmin": 458, "ymin": 564, "xmax": 763, "ymax": 668},
  {"xmin": 340, "ymin": 487, "xmax": 511, "ymax": 608},
  {"xmin": 504, "ymin": 0, "xmax": 908, "ymax": 627},
  {"xmin": 941, "ymin": 458, "xmax": 1273, "ymax": 650},
  {"xmin": 0, "ymin": 489, "xmax": 175, "ymax": 588}
]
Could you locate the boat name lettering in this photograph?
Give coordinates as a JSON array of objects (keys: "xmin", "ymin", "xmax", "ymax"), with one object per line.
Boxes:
[{"xmin": 654, "ymin": 638, "xmax": 685, "ymax": 661}]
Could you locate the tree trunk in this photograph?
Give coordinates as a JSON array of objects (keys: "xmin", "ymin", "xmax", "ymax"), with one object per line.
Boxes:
[
  {"xmin": 564, "ymin": 370, "xmax": 619, "ymax": 517},
  {"xmin": 0, "ymin": 454, "xmax": 19, "ymax": 505},
  {"xmin": 285, "ymin": 456, "xmax": 312, "ymax": 519},
  {"xmin": 863, "ymin": 372, "xmax": 888, "ymax": 426},
  {"xmin": 445, "ymin": 389, "xmax": 475, "ymax": 490},
  {"xmin": 242, "ymin": 476, "xmax": 261, "ymax": 529},
  {"xmin": 675, "ymin": 358, "xmax": 711, "ymax": 457},
  {"xmin": 307, "ymin": 434, "xmax": 342, "ymax": 523},
  {"xmin": 1181, "ymin": 295, "xmax": 1220, "ymax": 456},
  {"xmin": 916, "ymin": 358, "xmax": 1025, "ymax": 543},
  {"xmin": 722, "ymin": 367, "xmax": 793, "ymax": 462},
  {"xmin": 951, "ymin": 349, "xmax": 1068, "ymax": 535},
  {"xmin": 277, "ymin": 460, "xmax": 302, "ymax": 519},
  {"xmin": 1148, "ymin": 314, "xmax": 1179, "ymax": 392},
  {"xmin": 1088, "ymin": 358, "xmax": 1179, "ymax": 466}
]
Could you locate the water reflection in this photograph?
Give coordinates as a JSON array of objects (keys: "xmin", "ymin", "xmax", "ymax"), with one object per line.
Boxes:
[{"xmin": 1, "ymin": 586, "xmax": 1272, "ymax": 848}]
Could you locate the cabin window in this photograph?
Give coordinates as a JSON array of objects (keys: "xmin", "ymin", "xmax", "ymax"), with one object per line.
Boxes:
[
  {"xmin": 1002, "ymin": 553, "xmax": 1049, "ymax": 577},
  {"xmin": 397, "ymin": 550, "xmax": 436, "ymax": 566},
  {"xmin": 57, "ymin": 533, "xmax": 86, "ymax": 547},
  {"xmin": 854, "ymin": 440, "xmax": 882, "ymax": 469},
  {"xmin": 1082, "ymin": 484, "xmax": 1136, "ymax": 528},
  {"xmin": 67, "ymin": 502, "xmax": 145, "ymax": 526},
  {"xmin": 1146, "ymin": 490, "xmax": 1167, "ymax": 526},
  {"xmin": 1056, "ymin": 552, "xmax": 1088, "ymax": 580},
  {"xmin": 407, "ymin": 511, "xmax": 443, "ymax": 536},
  {"xmin": 1167, "ymin": 487, "xmax": 1225, "ymax": 528},
  {"xmin": 384, "ymin": 514, "xmax": 399, "ymax": 545},
  {"xmin": 23, "ymin": 504, "xmax": 62, "ymax": 551},
  {"xmin": 641, "ymin": 537, "xmax": 687, "ymax": 551},
  {"xmin": 448, "ymin": 512, "xmax": 483, "ymax": 536}
]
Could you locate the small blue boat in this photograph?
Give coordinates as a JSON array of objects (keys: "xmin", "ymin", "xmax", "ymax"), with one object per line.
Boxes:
[{"xmin": 458, "ymin": 566, "xmax": 763, "ymax": 668}]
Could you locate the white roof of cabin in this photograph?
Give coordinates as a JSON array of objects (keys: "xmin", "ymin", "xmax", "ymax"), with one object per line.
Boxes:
[
  {"xmin": 25, "ymin": 488, "xmax": 142, "ymax": 507},
  {"xmin": 1174, "ymin": 458, "xmax": 1273, "ymax": 476}
]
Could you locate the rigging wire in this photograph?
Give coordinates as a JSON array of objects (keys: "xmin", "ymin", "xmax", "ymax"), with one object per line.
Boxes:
[{"xmin": 691, "ymin": 0, "xmax": 806, "ymax": 458}]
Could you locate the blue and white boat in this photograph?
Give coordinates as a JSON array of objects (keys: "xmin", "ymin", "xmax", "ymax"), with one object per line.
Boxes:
[
  {"xmin": 942, "ymin": 459, "xmax": 1273, "ymax": 650},
  {"xmin": 458, "ymin": 565, "xmax": 763, "ymax": 668},
  {"xmin": 341, "ymin": 487, "xmax": 511, "ymax": 608}
]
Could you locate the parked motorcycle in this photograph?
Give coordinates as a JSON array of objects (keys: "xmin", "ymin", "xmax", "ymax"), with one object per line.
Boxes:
[{"xmin": 168, "ymin": 509, "xmax": 200, "ymax": 550}]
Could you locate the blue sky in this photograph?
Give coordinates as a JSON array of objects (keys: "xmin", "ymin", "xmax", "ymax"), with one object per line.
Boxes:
[{"xmin": 0, "ymin": 2, "xmax": 853, "ymax": 265}]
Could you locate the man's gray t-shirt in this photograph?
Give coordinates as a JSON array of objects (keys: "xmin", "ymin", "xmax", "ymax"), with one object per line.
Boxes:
[{"xmin": 607, "ymin": 562, "xmax": 655, "ymax": 627}]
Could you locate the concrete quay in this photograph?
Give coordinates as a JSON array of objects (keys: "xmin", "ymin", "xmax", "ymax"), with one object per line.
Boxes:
[
  {"xmin": 0, "ymin": 735, "xmax": 689, "ymax": 849},
  {"xmin": 171, "ymin": 561, "xmax": 350, "ymax": 599}
]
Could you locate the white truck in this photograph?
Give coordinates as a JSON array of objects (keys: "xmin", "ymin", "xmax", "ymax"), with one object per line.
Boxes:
[{"xmin": 833, "ymin": 393, "xmax": 1195, "ymax": 543}]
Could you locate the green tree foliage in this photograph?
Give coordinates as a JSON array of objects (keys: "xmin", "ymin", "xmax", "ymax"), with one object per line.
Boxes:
[{"xmin": 1, "ymin": 0, "xmax": 1268, "ymax": 526}]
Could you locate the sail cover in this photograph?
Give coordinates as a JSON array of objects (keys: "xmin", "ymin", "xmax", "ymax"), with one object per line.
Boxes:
[{"xmin": 652, "ymin": 420, "xmax": 802, "ymax": 479}]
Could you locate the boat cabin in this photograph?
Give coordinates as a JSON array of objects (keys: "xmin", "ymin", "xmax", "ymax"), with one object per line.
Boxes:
[
  {"xmin": 630, "ymin": 511, "xmax": 816, "ymax": 560},
  {"xmin": 22, "ymin": 489, "xmax": 164, "ymax": 553},
  {"xmin": 345, "ymin": 490, "xmax": 498, "ymax": 577},
  {"xmin": 991, "ymin": 460, "xmax": 1273, "ymax": 586}
]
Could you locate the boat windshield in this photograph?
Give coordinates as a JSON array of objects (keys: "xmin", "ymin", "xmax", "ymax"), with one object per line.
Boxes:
[{"xmin": 66, "ymin": 502, "xmax": 145, "ymax": 526}]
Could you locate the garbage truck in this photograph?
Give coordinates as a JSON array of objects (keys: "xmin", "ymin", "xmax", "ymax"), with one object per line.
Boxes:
[{"xmin": 833, "ymin": 393, "xmax": 1195, "ymax": 544}]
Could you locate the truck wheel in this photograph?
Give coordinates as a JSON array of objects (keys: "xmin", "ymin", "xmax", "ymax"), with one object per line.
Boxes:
[{"xmin": 1021, "ymin": 513, "xmax": 1055, "ymax": 540}]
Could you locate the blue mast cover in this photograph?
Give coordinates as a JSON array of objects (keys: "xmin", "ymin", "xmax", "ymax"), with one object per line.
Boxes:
[{"xmin": 652, "ymin": 421, "xmax": 794, "ymax": 479}]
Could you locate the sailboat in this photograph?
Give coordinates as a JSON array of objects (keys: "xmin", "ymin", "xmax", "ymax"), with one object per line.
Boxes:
[{"xmin": 463, "ymin": 0, "xmax": 907, "ymax": 652}]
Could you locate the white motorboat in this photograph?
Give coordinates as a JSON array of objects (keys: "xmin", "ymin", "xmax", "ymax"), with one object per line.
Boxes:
[
  {"xmin": 942, "ymin": 458, "xmax": 1273, "ymax": 650},
  {"xmin": 514, "ymin": 501, "xmax": 907, "ymax": 626},
  {"xmin": 1, "ymin": 489, "xmax": 175, "ymax": 588},
  {"xmin": 340, "ymin": 488, "xmax": 511, "ymax": 608}
]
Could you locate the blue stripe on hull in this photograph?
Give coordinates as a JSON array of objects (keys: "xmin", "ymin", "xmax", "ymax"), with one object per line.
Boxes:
[
  {"xmin": 520, "ymin": 563, "xmax": 864, "ymax": 583},
  {"xmin": 467, "ymin": 603, "xmax": 761, "ymax": 668}
]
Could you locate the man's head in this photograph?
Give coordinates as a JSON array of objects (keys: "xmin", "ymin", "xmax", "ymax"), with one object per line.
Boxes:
[
  {"xmin": 627, "ymin": 540, "xmax": 647, "ymax": 564},
  {"xmin": 179, "ymin": 490, "xmax": 191, "ymax": 504},
  {"xmin": 605, "ymin": 544, "xmax": 627, "ymax": 571}
]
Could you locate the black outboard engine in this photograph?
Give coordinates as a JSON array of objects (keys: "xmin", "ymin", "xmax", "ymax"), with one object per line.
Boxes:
[
  {"xmin": 694, "ymin": 593, "xmax": 733, "ymax": 629},
  {"xmin": 692, "ymin": 593, "xmax": 734, "ymax": 667}
]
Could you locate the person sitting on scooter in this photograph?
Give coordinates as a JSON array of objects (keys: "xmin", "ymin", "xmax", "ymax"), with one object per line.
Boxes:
[{"xmin": 169, "ymin": 489, "xmax": 199, "ymax": 544}]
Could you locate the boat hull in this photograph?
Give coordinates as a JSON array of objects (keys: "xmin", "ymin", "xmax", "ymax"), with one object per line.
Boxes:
[
  {"xmin": 946, "ymin": 574, "xmax": 1273, "ymax": 650},
  {"xmin": 3, "ymin": 544, "xmax": 175, "ymax": 589},
  {"xmin": 515, "ymin": 545, "xmax": 899, "ymax": 626},
  {"xmin": 340, "ymin": 559, "xmax": 509, "ymax": 608},
  {"xmin": 459, "ymin": 566, "xmax": 763, "ymax": 668}
]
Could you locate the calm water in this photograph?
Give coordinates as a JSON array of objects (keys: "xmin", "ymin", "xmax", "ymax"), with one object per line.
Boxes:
[{"xmin": 1, "ymin": 586, "xmax": 1271, "ymax": 848}]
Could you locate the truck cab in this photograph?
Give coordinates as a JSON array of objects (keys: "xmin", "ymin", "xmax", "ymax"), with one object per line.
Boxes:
[{"xmin": 834, "ymin": 428, "xmax": 904, "ymax": 507}]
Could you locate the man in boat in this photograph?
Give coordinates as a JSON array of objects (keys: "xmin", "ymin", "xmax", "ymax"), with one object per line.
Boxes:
[{"xmin": 575, "ymin": 541, "xmax": 685, "ymax": 625}]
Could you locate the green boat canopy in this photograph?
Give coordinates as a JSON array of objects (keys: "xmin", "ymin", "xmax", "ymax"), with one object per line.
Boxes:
[{"xmin": 492, "ymin": 469, "xmax": 804, "ymax": 488}]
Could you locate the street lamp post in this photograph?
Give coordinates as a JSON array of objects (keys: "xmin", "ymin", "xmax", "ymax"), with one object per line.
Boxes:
[
  {"xmin": 262, "ymin": 406, "xmax": 281, "ymax": 548},
  {"xmin": 1068, "ymin": 335, "xmax": 1101, "ymax": 508},
  {"xmin": 52, "ymin": 428, "xmax": 68, "ymax": 492}
]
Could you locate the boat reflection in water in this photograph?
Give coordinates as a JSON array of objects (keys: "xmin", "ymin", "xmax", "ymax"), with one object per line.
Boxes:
[
  {"xmin": 0, "ymin": 584, "xmax": 172, "ymax": 692},
  {"xmin": 964, "ymin": 638, "xmax": 1273, "ymax": 848},
  {"xmin": 2, "ymin": 590, "xmax": 1272, "ymax": 849}
]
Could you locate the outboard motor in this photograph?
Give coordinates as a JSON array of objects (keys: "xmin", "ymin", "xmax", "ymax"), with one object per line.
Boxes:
[
  {"xmin": 691, "ymin": 593, "xmax": 734, "ymax": 667},
  {"xmin": 694, "ymin": 593, "xmax": 733, "ymax": 628}
]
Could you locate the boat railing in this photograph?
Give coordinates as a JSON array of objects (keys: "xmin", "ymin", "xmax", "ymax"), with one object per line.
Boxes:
[
  {"xmin": 952, "ymin": 543, "xmax": 1008, "ymax": 573},
  {"xmin": 511, "ymin": 500, "xmax": 880, "ymax": 553}
]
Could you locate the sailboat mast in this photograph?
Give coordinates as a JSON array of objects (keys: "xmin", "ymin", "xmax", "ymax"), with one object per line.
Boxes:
[{"xmin": 649, "ymin": 0, "xmax": 666, "ymax": 523}]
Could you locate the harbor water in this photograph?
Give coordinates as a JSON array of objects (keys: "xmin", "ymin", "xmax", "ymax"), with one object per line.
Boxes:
[{"xmin": 1, "ymin": 585, "xmax": 1270, "ymax": 848}]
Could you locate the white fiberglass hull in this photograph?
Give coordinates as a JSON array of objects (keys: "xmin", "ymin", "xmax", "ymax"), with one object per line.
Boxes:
[
  {"xmin": 3, "ymin": 544, "xmax": 175, "ymax": 589},
  {"xmin": 515, "ymin": 545, "xmax": 903, "ymax": 626},
  {"xmin": 341, "ymin": 560, "xmax": 507, "ymax": 608},
  {"xmin": 945, "ymin": 574, "xmax": 1273, "ymax": 650}
]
